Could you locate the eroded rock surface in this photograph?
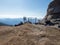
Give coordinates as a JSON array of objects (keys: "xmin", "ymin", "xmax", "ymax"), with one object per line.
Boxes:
[{"xmin": 41, "ymin": 0, "xmax": 60, "ymax": 26}]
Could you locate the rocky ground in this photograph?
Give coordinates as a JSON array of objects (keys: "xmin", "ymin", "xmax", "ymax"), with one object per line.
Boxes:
[{"xmin": 0, "ymin": 23, "xmax": 60, "ymax": 45}]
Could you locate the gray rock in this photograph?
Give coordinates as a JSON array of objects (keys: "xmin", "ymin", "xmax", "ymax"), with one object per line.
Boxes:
[{"xmin": 41, "ymin": 0, "xmax": 60, "ymax": 26}]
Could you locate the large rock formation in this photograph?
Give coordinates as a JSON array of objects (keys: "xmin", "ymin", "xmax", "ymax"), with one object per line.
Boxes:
[{"xmin": 42, "ymin": 0, "xmax": 60, "ymax": 26}]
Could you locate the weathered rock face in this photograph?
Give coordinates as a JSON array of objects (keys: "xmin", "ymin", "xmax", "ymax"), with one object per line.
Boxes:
[{"xmin": 42, "ymin": 0, "xmax": 60, "ymax": 25}]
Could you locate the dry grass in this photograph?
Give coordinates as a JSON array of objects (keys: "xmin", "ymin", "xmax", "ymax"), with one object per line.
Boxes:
[{"xmin": 0, "ymin": 23, "xmax": 60, "ymax": 45}]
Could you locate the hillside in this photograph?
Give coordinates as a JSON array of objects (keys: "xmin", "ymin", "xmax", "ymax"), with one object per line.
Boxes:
[
  {"xmin": 0, "ymin": 23, "xmax": 60, "ymax": 45},
  {"xmin": 0, "ymin": 22, "xmax": 9, "ymax": 26},
  {"xmin": 0, "ymin": 18, "xmax": 39, "ymax": 25}
]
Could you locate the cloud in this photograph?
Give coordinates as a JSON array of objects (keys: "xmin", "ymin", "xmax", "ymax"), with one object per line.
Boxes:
[{"xmin": 0, "ymin": 10, "xmax": 44, "ymax": 19}]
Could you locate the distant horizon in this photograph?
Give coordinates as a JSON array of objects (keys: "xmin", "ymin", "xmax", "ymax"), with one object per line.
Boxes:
[
  {"xmin": 0, "ymin": 15, "xmax": 43, "ymax": 19},
  {"xmin": 0, "ymin": 17, "xmax": 40, "ymax": 25}
]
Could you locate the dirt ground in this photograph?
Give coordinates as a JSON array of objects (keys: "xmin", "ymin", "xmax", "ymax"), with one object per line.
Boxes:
[{"xmin": 0, "ymin": 23, "xmax": 60, "ymax": 45}]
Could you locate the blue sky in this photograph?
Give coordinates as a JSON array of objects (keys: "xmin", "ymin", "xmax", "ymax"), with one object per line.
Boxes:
[{"xmin": 0, "ymin": 0, "xmax": 51, "ymax": 19}]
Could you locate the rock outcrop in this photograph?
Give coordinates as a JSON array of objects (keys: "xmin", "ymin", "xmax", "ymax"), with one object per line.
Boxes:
[{"xmin": 41, "ymin": 0, "xmax": 60, "ymax": 26}]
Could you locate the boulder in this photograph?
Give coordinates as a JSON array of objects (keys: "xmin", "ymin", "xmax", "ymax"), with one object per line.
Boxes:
[{"xmin": 42, "ymin": 0, "xmax": 60, "ymax": 26}]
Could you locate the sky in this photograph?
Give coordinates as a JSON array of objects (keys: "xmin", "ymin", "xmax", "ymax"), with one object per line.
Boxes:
[{"xmin": 0, "ymin": 0, "xmax": 51, "ymax": 19}]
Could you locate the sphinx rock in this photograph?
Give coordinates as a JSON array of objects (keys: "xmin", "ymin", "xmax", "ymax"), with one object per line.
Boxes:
[{"xmin": 41, "ymin": 0, "xmax": 60, "ymax": 26}]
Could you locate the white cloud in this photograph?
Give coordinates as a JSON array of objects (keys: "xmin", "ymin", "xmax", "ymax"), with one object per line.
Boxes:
[{"xmin": 0, "ymin": 10, "xmax": 44, "ymax": 19}]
